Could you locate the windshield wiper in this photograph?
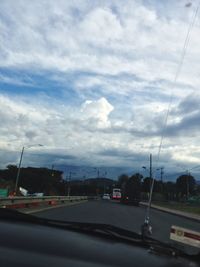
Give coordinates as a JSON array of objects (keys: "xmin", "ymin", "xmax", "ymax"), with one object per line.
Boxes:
[
  {"xmin": 0, "ymin": 208, "xmax": 199, "ymax": 261},
  {"xmin": 0, "ymin": 208, "xmax": 153, "ymax": 241},
  {"xmin": 45, "ymin": 220, "xmax": 200, "ymax": 262}
]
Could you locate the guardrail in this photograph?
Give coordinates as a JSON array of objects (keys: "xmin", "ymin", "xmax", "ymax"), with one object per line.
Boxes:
[{"xmin": 0, "ymin": 196, "xmax": 88, "ymax": 209}]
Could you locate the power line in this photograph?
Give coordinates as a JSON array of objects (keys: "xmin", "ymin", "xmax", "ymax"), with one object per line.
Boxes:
[
  {"xmin": 144, "ymin": 2, "xmax": 200, "ymax": 228},
  {"xmin": 156, "ymin": 2, "xmax": 200, "ymax": 164}
]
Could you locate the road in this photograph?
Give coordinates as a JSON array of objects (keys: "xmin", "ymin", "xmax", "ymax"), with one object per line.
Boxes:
[{"xmin": 35, "ymin": 200, "xmax": 200, "ymax": 253}]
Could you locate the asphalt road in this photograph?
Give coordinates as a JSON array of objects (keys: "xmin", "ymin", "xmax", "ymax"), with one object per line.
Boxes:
[{"xmin": 35, "ymin": 200, "xmax": 200, "ymax": 253}]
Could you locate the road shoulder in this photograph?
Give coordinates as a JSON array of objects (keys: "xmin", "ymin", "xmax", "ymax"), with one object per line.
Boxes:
[{"xmin": 140, "ymin": 202, "xmax": 200, "ymax": 222}]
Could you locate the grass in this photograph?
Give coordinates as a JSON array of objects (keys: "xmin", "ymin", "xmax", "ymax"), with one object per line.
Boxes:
[{"xmin": 152, "ymin": 201, "xmax": 200, "ymax": 215}]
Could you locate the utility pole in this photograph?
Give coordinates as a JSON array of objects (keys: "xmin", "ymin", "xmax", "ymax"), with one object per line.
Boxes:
[
  {"xmin": 67, "ymin": 171, "xmax": 75, "ymax": 197},
  {"xmin": 146, "ymin": 153, "xmax": 154, "ymax": 223},
  {"xmin": 51, "ymin": 165, "xmax": 54, "ymax": 177},
  {"xmin": 103, "ymin": 171, "xmax": 107, "ymax": 194},
  {"xmin": 149, "ymin": 153, "xmax": 152, "ymax": 180},
  {"xmin": 148, "ymin": 154, "xmax": 153, "ymax": 208},
  {"xmin": 15, "ymin": 146, "xmax": 25, "ymax": 194},
  {"xmin": 15, "ymin": 144, "xmax": 43, "ymax": 195},
  {"xmin": 141, "ymin": 153, "xmax": 154, "ymax": 238},
  {"xmin": 67, "ymin": 172, "xmax": 72, "ymax": 197},
  {"xmin": 186, "ymin": 170, "xmax": 189, "ymax": 200},
  {"xmin": 160, "ymin": 167, "xmax": 164, "ymax": 182}
]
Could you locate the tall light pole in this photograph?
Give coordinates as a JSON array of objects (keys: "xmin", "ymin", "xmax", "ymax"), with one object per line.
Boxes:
[
  {"xmin": 156, "ymin": 167, "xmax": 164, "ymax": 182},
  {"xmin": 103, "ymin": 171, "xmax": 107, "ymax": 194},
  {"xmin": 14, "ymin": 144, "xmax": 43, "ymax": 194},
  {"xmin": 51, "ymin": 165, "xmax": 55, "ymax": 177},
  {"xmin": 177, "ymin": 164, "xmax": 200, "ymax": 200},
  {"xmin": 142, "ymin": 154, "xmax": 154, "ymax": 225},
  {"xmin": 156, "ymin": 167, "xmax": 164, "ymax": 193},
  {"xmin": 67, "ymin": 171, "xmax": 76, "ymax": 197},
  {"xmin": 142, "ymin": 154, "xmax": 152, "ymax": 180},
  {"xmin": 94, "ymin": 168, "xmax": 100, "ymax": 178}
]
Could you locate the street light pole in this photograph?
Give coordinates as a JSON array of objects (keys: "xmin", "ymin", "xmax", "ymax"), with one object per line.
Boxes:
[
  {"xmin": 150, "ymin": 153, "xmax": 152, "ymax": 180},
  {"xmin": 177, "ymin": 164, "xmax": 200, "ymax": 200},
  {"xmin": 67, "ymin": 172, "xmax": 71, "ymax": 197},
  {"xmin": 160, "ymin": 167, "xmax": 164, "ymax": 182},
  {"xmin": 51, "ymin": 165, "xmax": 54, "ymax": 177},
  {"xmin": 94, "ymin": 168, "xmax": 100, "ymax": 178},
  {"xmin": 14, "ymin": 144, "xmax": 43, "ymax": 195},
  {"xmin": 147, "ymin": 154, "xmax": 153, "ymax": 219},
  {"xmin": 186, "ymin": 170, "xmax": 190, "ymax": 200},
  {"xmin": 67, "ymin": 171, "xmax": 75, "ymax": 197},
  {"xmin": 14, "ymin": 146, "xmax": 25, "ymax": 194}
]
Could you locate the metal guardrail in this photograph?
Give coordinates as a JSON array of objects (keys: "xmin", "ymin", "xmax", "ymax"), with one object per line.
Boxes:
[{"xmin": 0, "ymin": 196, "xmax": 88, "ymax": 208}]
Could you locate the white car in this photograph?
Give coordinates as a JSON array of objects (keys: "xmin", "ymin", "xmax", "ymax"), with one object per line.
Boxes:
[{"xmin": 102, "ymin": 194, "xmax": 110, "ymax": 200}]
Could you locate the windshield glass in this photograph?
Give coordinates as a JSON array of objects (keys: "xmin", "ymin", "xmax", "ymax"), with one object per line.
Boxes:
[{"xmin": 0, "ymin": 0, "xmax": 200, "ymax": 257}]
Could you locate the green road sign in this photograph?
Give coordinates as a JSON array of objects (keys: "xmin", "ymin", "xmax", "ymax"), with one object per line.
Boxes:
[{"xmin": 0, "ymin": 188, "xmax": 8, "ymax": 197}]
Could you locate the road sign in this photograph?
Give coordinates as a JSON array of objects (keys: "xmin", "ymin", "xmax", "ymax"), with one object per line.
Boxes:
[
  {"xmin": 0, "ymin": 189, "xmax": 8, "ymax": 197},
  {"xmin": 170, "ymin": 225, "xmax": 200, "ymax": 248}
]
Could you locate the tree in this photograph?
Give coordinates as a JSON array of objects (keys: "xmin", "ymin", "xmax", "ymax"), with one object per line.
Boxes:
[
  {"xmin": 118, "ymin": 174, "xmax": 128, "ymax": 189},
  {"xmin": 6, "ymin": 165, "xmax": 18, "ymax": 171},
  {"xmin": 162, "ymin": 181, "xmax": 176, "ymax": 201},
  {"xmin": 142, "ymin": 177, "xmax": 153, "ymax": 193},
  {"xmin": 125, "ymin": 173, "xmax": 143, "ymax": 200},
  {"xmin": 153, "ymin": 180, "xmax": 163, "ymax": 193},
  {"xmin": 118, "ymin": 174, "xmax": 129, "ymax": 187},
  {"xmin": 176, "ymin": 174, "xmax": 196, "ymax": 199}
]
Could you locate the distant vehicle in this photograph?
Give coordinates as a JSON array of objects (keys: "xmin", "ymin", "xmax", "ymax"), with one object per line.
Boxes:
[
  {"xmin": 112, "ymin": 188, "xmax": 121, "ymax": 200},
  {"xmin": 102, "ymin": 194, "xmax": 110, "ymax": 200}
]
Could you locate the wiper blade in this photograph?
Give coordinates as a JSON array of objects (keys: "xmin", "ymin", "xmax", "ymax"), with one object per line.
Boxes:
[
  {"xmin": 48, "ymin": 220, "xmax": 142, "ymax": 242},
  {"xmin": 1, "ymin": 208, "xmax": 199, "ymax": 260},
  {"xmin": 0, "ymin": 208, "xmax": 139, "ymax": 238},
  {"xmin": 0, "ymin": 208, "xmax": 141, "ymax": 239},
  {"xmin": 0, "ymin": 208, "xmax": 39, "ymax": 221},
  {"xmin": 37, "ymin": 218, "xmax": 187, "ymax": 257},
  {"xmin": 0, "ymin": 208, "xmax": 153, "ymax": 243}
]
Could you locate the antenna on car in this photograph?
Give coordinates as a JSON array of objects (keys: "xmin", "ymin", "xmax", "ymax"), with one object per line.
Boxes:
[{"xmin": 141, "ymin": 154, "xmax": 153, "ymax": 238}]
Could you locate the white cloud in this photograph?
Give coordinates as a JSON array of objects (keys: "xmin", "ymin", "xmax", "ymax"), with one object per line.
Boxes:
[
  {"xmin": 1, "ymin": 0, "xmax": 199, "ymax": 88},
  {"xmin": 0, "ymin": 91, "xmax": 200, "ymax": 169},
  {"xmin": 81, "ymin": 97, "xmax": 114, "ymax": 128},
  {"xmin": 0, "ymin": 94, "xmax": 114, "ymax": 149},
  {"xmin": 1, "ymin": 1, "xmax": 200, "ymax": 172},
  {"xmin": 79, "ymin": 7, "xmax": 123, "ymax": 43}
]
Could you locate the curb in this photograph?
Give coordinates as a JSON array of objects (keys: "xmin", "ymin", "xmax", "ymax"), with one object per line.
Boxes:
[
  {"xmin": 140, "ymin": 202, "xmax": 200, "ymax": 223},
  {"xmin": 24, "ymin": 200, "xmax": 88, "ymax": 214}
]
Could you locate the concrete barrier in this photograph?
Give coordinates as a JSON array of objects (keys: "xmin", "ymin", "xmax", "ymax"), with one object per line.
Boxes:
[{"xmin": 0, "ymin": 196, "xmax": 88, "ymax": 209}]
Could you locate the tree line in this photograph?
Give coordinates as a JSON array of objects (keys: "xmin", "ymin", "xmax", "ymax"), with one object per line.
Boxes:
[
  {"xmin": 0, "ymin": 165, "xmax": 199, "ymax": 199},
  {"xmin": 0, "ymin": 165, "xmax": 113, "ymax": 196},
  {"xmin": 0, "ymin": 165, "xmax": 64, "ymax": 195},
  {"xmin": 118, "ymin": 173, "xmax": 200, "ymax": 201}
]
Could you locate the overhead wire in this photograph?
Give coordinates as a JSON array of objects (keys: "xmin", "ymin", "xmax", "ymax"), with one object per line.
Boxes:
[
  {"xmin": 144, "ymin": 2, "xmax": 200, "ymax": 226},
  {"xmin": 156, "ymin": 2, "xmax": 200, "ymax": 164}
]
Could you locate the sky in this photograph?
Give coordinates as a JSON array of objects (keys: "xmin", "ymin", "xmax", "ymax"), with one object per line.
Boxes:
[{"xmin": 1, "ymin": 0, "xmax": 200, "ymax": 180}]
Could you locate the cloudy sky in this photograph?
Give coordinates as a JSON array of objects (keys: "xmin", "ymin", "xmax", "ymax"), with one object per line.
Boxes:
[{"xmin": 1, "ymin": 0, "xmax": 200, "ymax": 179}]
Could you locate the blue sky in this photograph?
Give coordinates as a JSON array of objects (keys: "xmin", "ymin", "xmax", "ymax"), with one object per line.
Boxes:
[{"xmin": 1, "ymin": 0, "xmax": 200, "ymax": 180}]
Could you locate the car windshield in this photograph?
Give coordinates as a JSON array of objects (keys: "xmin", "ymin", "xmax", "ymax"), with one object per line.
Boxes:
[{"xmin": 0, "ymin": 0, "xmax": 200, "ymax": 258}]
